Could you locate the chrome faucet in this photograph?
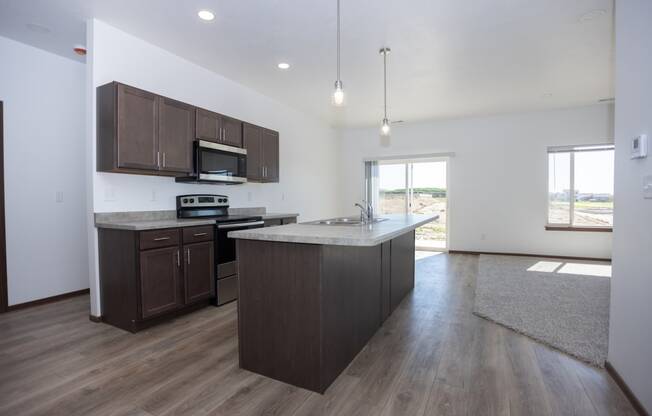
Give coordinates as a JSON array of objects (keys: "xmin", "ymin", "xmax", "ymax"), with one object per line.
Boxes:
[{"xmin": 354, "ymin": 201, "xmax": 374, "ymax": 223}]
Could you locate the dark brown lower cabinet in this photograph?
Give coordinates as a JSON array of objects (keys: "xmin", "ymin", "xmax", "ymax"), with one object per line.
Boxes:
[
  {"xmin": 98, "ymin": 226, "xmax": 214, "ymax": 332},
  {"xmin": 237, "ymin": 230, "xmax": 415, "ymax": 393},
  {"xmin": 139, "ymin": 246, "xmax": 183, "ymax": 319},
  {"xmin": 183, "ymin": 241, "xmax": 214, "ymax": 304}
]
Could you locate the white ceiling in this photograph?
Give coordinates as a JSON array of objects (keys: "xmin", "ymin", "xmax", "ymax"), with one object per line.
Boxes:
[{"xmin": 0, "ymin": 0, "xmax": 614, "ymax": 127}]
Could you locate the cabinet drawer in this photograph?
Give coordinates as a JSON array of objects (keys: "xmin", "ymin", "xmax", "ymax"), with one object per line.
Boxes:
[
  {"xmin": 217, "ymin": 275, "xmax": 238, "ymax": 305},
  {"xmin": 182, "ymin": 226, "xmax": 214, "ymax": 244},
  {"xmin": 139, "ymin": 229, "xmax": 180, "ymax": 250}
]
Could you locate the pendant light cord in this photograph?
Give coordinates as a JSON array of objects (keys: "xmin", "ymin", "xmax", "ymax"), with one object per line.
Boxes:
[
  {"xmin": 383, "ymin": 50, "xmax": 387, "ymax": 119},
  {"xmin": 336, "ymin": 0, "xmax": 341, "ymax": 81}
]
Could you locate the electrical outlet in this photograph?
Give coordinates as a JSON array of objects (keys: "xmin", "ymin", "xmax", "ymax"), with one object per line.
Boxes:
[
  {"xmin": 481, "ymin": 233, "xmax": 487, "ymax": 241},
  {"xmin": 55, "ymin": 191, "xmax": 64, "ymax": 203},
  {"xmin": 151, "ymin": 190, "xmax": 157, "ymax": 202},
  {"xmin": 644, "ymin": 175, "xmax": 652, "ymax": 199},
  {"xmin": 281, "ymin": 193, "xmax": 286, "ymax": 201},
  {"xmin": 104, "ymin": 187, "xmax": 116, "ymax": 202}
]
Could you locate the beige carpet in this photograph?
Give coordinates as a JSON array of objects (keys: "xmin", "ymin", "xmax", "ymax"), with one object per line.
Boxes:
[{"xmin": 473, "ymin": 255, "xmax": 611, "ymax": 366}]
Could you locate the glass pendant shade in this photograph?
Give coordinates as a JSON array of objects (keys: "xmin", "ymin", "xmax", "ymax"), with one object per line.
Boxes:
[
  {"xmin": 332, "ymin": 80, "xmax": 345, "ymax": 106},
  {"xmin": 380, "ymin": 118, "xmax": 391, "ymax": 136}
]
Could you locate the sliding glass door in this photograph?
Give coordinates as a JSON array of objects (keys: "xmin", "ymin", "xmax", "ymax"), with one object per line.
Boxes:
[
  {"xmin": 369, "ymin": 158, "xmax": 448, "ymax": 251},
  {"xmin": 378, "ymin": 163, "xmax": 408, "ymax": 214}
]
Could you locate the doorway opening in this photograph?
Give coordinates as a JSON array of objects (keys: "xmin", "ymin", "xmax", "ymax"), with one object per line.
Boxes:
[{"xmin": 366, "ymin": 157, "xmax": 449, "ymax": 251}]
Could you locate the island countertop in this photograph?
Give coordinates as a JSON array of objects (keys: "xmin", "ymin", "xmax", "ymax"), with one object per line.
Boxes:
[{"xmin": 228, "ymin": 213, "xmax": 438, "ymax": 246}]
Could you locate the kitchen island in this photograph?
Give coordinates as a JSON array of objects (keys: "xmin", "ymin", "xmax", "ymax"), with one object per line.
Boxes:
[{"xmin": 229, "ymin": 213, "xmax": 438, "ymax": 393}]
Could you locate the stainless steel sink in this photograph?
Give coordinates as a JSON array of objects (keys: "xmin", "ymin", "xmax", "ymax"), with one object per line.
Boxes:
[{"xmin": 308, "ymin": 217, "xmax": 388, "ymax": 226}]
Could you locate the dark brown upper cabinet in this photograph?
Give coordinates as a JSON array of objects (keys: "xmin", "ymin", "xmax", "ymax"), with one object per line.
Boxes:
[
  {"xmin": 243, "ymin": 123, "xmax": 263, "ymax": 181},
  {"xmin": 97, "ymin": 82, "xmax": 279, "ymax": 182},
  {"xmin": 97, "ymin": 82, "xmax": 193, "ymax": 176},
  {"xmin": 243, "ymin": 123, "xmax": 279, "ymax": 183},
  {"xmin": 262, "ymin": 128, "xmax": 279, "ymax": 182},
  {"xmin": 115, "ymin": 84, "xmax": 159, "ymax": 171},
  {"xmin": 196, "ymin": 108, "xmax": 243, "ymax": 148},
  {"xmin": 158, "ymin": 97, "xmax": 195, "ymax": 174}
]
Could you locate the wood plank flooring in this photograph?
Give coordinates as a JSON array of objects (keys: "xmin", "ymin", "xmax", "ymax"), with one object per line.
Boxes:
[{"xmin": 0, "ymin": 253, "xmax": 637, "ymax": 416}]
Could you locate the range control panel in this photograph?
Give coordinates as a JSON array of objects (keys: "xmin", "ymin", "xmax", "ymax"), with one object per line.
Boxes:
[{"xmin": 177, "ymin": 194, "xmax": 229, "ymax": 208}]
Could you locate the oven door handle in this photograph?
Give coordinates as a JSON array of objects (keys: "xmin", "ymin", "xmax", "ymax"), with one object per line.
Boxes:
[{"xmin": 217, "ymin": 221, "xmax": 265, "ymax": 230}]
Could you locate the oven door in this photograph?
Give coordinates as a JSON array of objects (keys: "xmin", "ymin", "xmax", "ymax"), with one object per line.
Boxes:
[
  {"xmin": 196, "ymin": 140, "xmax": 247, "ymax": 183},
  {"xmin": 215, "ymin": 220, "xmax": 265, "ymax": 278}
]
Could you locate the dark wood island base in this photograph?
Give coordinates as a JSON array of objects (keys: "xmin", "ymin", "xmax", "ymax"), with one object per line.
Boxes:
[{"xmin": 236, "ymin": 230, "xmax": 415, "ymax": 393}]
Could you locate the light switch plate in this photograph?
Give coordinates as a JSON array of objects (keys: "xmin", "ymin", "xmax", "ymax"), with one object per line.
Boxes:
[
  {"xmin": 631, "ymin": 134, "xmax": 648, "ymax": 159},
  {"xmin": 644, "ymin": 175, "xmax": 652, "ymax": 199}
]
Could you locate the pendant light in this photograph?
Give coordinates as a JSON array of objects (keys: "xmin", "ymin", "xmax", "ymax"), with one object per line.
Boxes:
[
  {"xmin": 379, "ymin": 47, "xmax": 391, "ymax": 141},
  {"xmin": 332, "ymin": 0, "xmax": 345, "ymax": 106}
]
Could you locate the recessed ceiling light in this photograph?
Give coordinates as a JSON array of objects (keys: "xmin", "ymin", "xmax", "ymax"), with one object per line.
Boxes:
[
  {"xmin": 197, "ymin": 10, "xmax": 215, "ymax": 21},
  {"xmin": 542, "ymin": 93, "xmax": 553, "ymax": 98},
  {"xmin": 277, "ymin": 62, "xmax": 290, "ymax": 70},
  {"xmin": 26, "ymin": 23, "xmax": 51, "ymax": 34},
  {"xmin": 579, "ymin": 9, "xmax": 606, "ymax": 22}
]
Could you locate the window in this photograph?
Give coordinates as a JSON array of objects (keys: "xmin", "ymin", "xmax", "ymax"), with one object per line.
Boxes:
[{"xmin": 547, "ymin": 144, "xmax": 614, "ymax": 229}]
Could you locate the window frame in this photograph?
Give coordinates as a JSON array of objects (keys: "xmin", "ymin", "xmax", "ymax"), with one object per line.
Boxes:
[{"xmin": 546, "ymin": 143, "xmax": 614, "ymax": 232}]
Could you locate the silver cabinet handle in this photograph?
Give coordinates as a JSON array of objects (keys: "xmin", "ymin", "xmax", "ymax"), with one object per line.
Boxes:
[
  {"xmin": 162, "ymin": 152, "xmax": 166, "ymax": 168},
  {"xmin": 154, "ymin": 236, "xmax": 171, "ymax": 241},
  {"xmin": 222, "ymin": 128, "xmax": 226, "ymax": 142},
  {"xmin": 157, "ymin": 151, "xmax": 160, "ymax": 168},
  {"xmin": 176, "ymin": 250, "xmax": 180, "ymax": 267},
  {"xmin": 187, "ymin": 248, "xmax": 191, "ymax": 265},
  {"xmin": 193, "ymin": 232, "xmax": 208, "ymax": 237}
]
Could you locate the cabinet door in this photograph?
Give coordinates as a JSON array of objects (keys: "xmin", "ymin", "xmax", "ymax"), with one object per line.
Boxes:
[
  {"xmin": 117, "ymin": 84, "xmax": 159, "ymax": 170},
  {"xmin": 243, "ymin": 123, "xmax": 263, "ymax": 181},
  {"xmin": 222, "ymin": 116, "xmax": 243, "ymax": 148},
  {"xmin": 195, "ymin": 108, "xmax": 221, "ymax": 142},
  {"xmin": 184, "ymin": 241, "xmax": 215, "ymax": 304},
  {"xmin": 158, "ymin": 97, "xmax": 194, "ymax": 173},
  {"xmin": 262, "ymin": 129, "xmax": 279, "ymax": 182},
  {"xmin": 139, "ymin": 246, "xmax": 183, "ymax": 319}
]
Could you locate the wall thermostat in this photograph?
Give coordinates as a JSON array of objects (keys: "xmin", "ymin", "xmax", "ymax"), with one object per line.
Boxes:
[{"xmin": 631, "ymin": 134, "xmax": 648, "ymax": 159}]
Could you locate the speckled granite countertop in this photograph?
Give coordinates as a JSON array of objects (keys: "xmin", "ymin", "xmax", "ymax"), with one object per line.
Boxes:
[
  {"xmin": 228, "ymin": 214, "xmax": 438, "ymax": 246},
  {"xmin": 94, "ymin": 209, "xmax": 299, "ymax": 231}
]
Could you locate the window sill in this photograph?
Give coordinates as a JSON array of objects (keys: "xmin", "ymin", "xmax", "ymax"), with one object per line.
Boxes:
[{"xmin": 545, "ymin": 225, "xmax": 613, "ymax": 233}]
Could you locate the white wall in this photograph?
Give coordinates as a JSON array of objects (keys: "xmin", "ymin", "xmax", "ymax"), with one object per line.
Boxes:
[
  {"xmin": 86, "ymin": 20, "xmax": 340, "ymax": 315},
  {"xmin": 0, "ymin": 36, "xmax": 88, "ymax": 305},
  {"xmin": 609, "ymin": 0, "xmax": 652, "ymax": 412},
  {"xmin": 338, "ymin": 104, "xmax": 614, "ymax": 259}
]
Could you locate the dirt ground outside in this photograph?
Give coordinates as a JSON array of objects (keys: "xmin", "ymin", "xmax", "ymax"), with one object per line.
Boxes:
[
  {"xmin": 380, "ymin": 192, "xmax": 447, "ymax": 248},
  {"xmin": 548, "ymin": 200, "xmax": 613, "ymax": 226}
]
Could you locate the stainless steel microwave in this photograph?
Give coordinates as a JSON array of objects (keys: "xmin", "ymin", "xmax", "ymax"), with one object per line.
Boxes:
[{"xmin": 176, "ymin": 140, "xmax": 247, "ymax": 184}]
